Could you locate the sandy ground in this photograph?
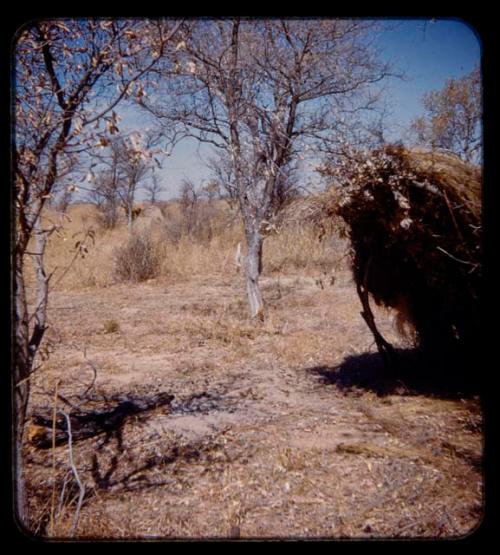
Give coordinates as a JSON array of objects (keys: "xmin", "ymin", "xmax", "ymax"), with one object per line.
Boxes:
[{"xmin": 23, "ymin": 269, "xmax": 483, "ymax": 539}]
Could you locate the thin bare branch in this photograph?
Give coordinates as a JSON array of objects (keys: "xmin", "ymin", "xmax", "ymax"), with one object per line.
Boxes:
[{"xmin": 60, "ymin": 410, "xmax": 85, "ymax": 537}]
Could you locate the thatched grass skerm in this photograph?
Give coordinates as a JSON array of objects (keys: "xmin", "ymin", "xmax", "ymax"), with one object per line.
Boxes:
[
  {"xmin": 320, "ymin": 145, "xmax": 481, "ymax": 364},
  {"xmin": 112, "ymin": 230, "xmax": 163, "ymax": 283}
]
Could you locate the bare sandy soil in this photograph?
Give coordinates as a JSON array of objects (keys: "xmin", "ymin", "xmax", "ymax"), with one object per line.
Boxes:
[{"xmin": 23, "ymin": 269, "xmax": 483, "ymax": 539}]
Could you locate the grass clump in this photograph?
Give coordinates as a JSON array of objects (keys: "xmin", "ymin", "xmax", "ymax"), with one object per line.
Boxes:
[
  {"xmin": 103, "ymin": 319, "xmax": 120, "ymax": 334},
  {"xmin": 113, "ymin": 230, "xmax": 163, "ymax": 283}
]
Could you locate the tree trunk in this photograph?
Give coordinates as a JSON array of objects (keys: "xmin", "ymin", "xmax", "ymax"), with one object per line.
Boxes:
[
  {"xmin": 14, "ymin": 216, "xmax": 50, "ymax": 528},
  {"xmin": 13, "ymin": 248, "xmax": 31, "ymax": 528},
  {"xmin": 14, "ymin": 416, "xmax": 28, "ymax": 529},
  {"xmin": 245, "ymin": 231, "xmax": 264, "ymax": 320},
  {"xmin": 127, "ymin": 204, "xmax": 133, "ymax": 232}
]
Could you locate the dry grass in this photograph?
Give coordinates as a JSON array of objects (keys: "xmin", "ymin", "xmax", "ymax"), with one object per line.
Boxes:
[
  {"xmin": 26, "ymin": 201, "xmax": 348, "ymax": 293},
  {"xmin": 20, "ymin": 201, "xmax": 483, "ymax": 540},
  {"xmin": 102, "ymin": 319, "xmax": 120, "ymax": 334}
]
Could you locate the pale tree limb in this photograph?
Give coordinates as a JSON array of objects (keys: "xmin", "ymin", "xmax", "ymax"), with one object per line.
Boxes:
[
  {"xmin": 60, "ymin": 410, "xmax": 85, "ymax": 537},
  {"xmin": 49, "ymin": 380, "xmax": 59, "ymax": 537},
  {"xmin": 56, "ymin": 472, "xmax": 71, "ymax": 521},
  {"xmin": 436, "ymin": 245, "xmax": 477, "ymax": 267}
]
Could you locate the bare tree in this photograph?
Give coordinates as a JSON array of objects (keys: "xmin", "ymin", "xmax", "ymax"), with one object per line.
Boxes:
[
  {"xmin": 206, "ymin": 152, "xmax": 239, "ymax": 206},
  {"xmin": 209, "ymin": 149, "xmax": 300, "ymax": 213},
  {"xmin": 201, "ymin": 179, "xmax": 221, "ymax": 204},
  {"xmin": 87, "ymin": 168, "xmax": 122, "ymax": 229},
  {"xmin": 88, "ymin": 131, "xmax": 163, "ymax": 230},
  {"xmin": 13, "ymin": 18, "xmax": 181, "ymax": 523},
  {"xmin": 143, "ymin": 171, "xmax": 164, "ymax": 205},
  {"xmin": 409, "ymin": 66, "xmax": 482, "ymax": 163},
  {"xmin": 113, "ymin": 133, "xmax": 156, "ymax": 231},
  {"xmin": 140, "ymin": 19, "xmax": 391, "ymax": 319},
  {"xmin": 179, "ymin": 177, "xmax": 200, "ymax": 235}
]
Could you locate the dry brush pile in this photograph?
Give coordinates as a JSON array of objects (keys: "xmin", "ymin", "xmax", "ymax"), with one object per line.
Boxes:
[{"xmin": 318, "ymin": 145, "xmax": 482, "ymax": 368}]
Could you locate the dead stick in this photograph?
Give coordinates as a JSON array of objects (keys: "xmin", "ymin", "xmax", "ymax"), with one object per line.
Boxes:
[
  {"xmin": 56, "ymin": 471, "xmax": 71, "ymax": 520},
  {"xmin": 81, "ymin": 348, "xmax": 98, "ymax": 398},
  {"xmin": 60, "ymin": 411, "xmax": 85, "ymax": 537},
  {"xmin": 356, "ymin": 251, "xmax": 396, "ymax": 369},
  {"xmin": 49, "ymin": 379, "xmax": 59, "ymax": 536}
]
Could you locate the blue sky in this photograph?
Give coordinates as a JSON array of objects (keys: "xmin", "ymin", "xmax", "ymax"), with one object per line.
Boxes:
[
  {"xmin": 375, "ymin": 18, "xmax": 481, "ymax": 139},
  {"xmin": 116, "ymin": 18, "xmax": 482, "ymax": 200}
]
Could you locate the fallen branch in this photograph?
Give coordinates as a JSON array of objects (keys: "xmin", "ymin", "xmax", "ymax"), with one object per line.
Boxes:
[
  {"xmin": 60, "ymin": 410, "xmax": 85, "ymax": 537},
  {"xmin": 80, "ymin": 348, "xmax": 98, "ymax": 398}
]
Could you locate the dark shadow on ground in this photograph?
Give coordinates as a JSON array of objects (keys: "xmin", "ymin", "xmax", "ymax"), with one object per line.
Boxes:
[
  {"xmin": 90, "ymin": 436, "xmax": 212, "ymax": 492},
  {"xmin": 307, "ymin": 347, "xmax": 482, "ymax": 400},
  {"xmin": 27, "ymin": 388, "xmax": 239, "ymax": 499},
  {"xmin": 30, "ymin": 391, "xmax": 175, "ymax": 449}
]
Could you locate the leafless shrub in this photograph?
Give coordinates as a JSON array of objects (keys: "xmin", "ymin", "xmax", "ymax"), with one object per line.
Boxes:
[
  {"xmin": 143, "ymin": 172, "xmax": 164, "ymax": 205},
  {"xmin": 103, "ymin": 319, "xmax": 120, "ymax": 334},
  {"xmin": 112, "ymin": 230, "xmax": 163, "ymax": 283}
]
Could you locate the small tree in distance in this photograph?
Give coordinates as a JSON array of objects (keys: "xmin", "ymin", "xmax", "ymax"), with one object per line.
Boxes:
[
  {"xmin": 179, "ymin": 177, "xmax": 200, "ymax": 235},
  {"xmin": 143, "ymin": 171, "xmax": 164, "ymax": 205},
  {"xmin": 409, "ymin": 66, "xmax": 482, "ymax": 163},
  {"xmin": 88, "ymin": 131, "xmax": 164, "ymax": 230}
]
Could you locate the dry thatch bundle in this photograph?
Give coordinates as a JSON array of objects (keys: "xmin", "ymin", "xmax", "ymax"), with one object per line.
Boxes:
[{"xmin": 320, "ymin": 145, "xmax": 482, "ymax": 359}]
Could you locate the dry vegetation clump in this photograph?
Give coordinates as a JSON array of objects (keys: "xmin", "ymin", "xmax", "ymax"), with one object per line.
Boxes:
[
  {"xmin": 279, "ymin": 193, "xmax": 348, "ymax": 237},
  {"xmin": 103, "ymin": 319, "xmax": 121, "ymax": 334},
  {"xmin": 319, "ymin": 145, "xmax": 482, "ymax": 364},
  {"xmin": 112, "ymin": 230, "xmax": 164, "ymax": 283}
]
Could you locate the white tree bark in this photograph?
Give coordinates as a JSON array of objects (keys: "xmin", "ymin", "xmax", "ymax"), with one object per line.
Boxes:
[{"xmin": 245, "ymin": 231, "xmax": 264, "ymax": 320}]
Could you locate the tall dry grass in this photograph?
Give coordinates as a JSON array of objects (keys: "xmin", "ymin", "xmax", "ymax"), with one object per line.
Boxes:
[{"xmin": 24, "ymin": 200, "xmax": 348, "ymax": 292}]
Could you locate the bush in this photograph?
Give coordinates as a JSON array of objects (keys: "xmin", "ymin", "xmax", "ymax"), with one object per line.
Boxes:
[
  {"xmin": 103, "ymin": 319, "xmax": 120, "ymax": 334},
  {"xmin": 112, "ymin": 230, "xmax": 163, "ymax": 283}
]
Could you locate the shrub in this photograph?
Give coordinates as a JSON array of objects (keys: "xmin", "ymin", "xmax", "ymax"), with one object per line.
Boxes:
[
  {"xmin": 112, "ymin": 230, "xmax": 163, "ymax": 283},
  {"xmin": 103, "ymin": 319, "xmax": 120, "ymax": 334}
]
